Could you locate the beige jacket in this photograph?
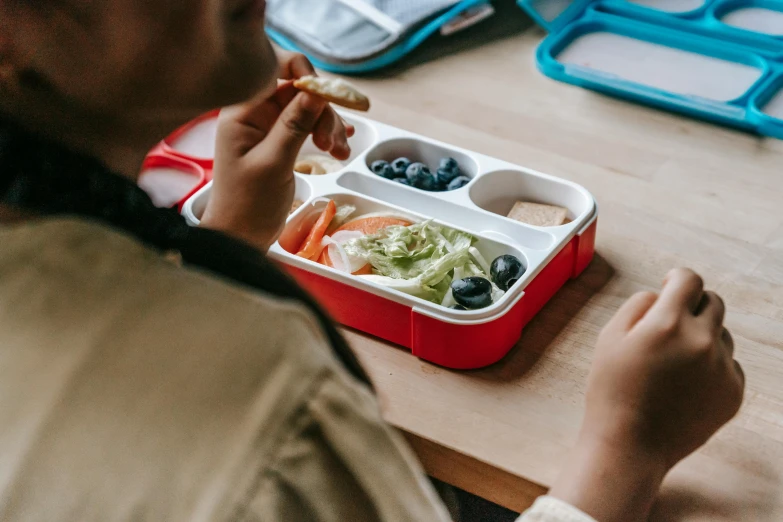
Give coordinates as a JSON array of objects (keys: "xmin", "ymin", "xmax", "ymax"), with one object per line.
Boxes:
[{"xmin": 0, "ymin": 218, "xmax": 594, "ymax": 522}]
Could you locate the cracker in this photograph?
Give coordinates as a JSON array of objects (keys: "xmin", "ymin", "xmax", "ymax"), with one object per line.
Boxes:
[
  {"xmin": 507, "ymin": 201, "xmax": 569, "ymax": 227},
  {"xmin": 293, "ymin": 75, "xmax": 370, "ymax": 112},
  {"xmin": 294, "ymin": 158, "xmax": 327, "ymax": 175},
  {"xmin": 294, "ymin": 153, "xmax": 344, "ymax": 175}
]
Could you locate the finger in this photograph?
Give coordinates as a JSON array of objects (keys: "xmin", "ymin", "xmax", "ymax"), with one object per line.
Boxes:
[
  {"xmin": 721, "ymin": 328, "xmax": 734, "ymax": 356},
  {"xmin": 608, "ymin": 291, "xmax": 659, "ymax": 333},
  {"xmin": 327, "ymin": 111, "xmax": 351, "ymax": 160},
  {"xmin": 251, "ymin": 92, "xmax": 327, "ymax": 168},
  {"xmin": 655, "ymin": 268, "xmax": 704, "ymax": 315},
  {"xmin": 312, "ymin": 109, "xmax": 351, "ymax": 160},
  {"xmin": 331, "ymin": 141, "xmax": 351, "ymax": 161},
  {"xmin": 313, "ymin": 110, "xmax": 336, "ymax": 152},
  {"xmin": 278, "ymin": 51, "xmax": 316, "ymax": 80},
  {"xmin": 224, "ymin": 82, "xmax": 298, "ymax": 135},
  {"xmin": 695, "ymin": 291, "xmax": 725, "ymax": 332},
  {"xmin": 216, "ymin": 102, "xmax": 280, "ymax": 156},
  {"xmin": 345, "ymin": 123, "xmax": 356, "ymax": 138}
]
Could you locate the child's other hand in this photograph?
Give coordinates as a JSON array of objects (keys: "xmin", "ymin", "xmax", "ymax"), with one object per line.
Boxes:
[
  {"xmin": 201, "ymin": 52, "xmax": 354, "ymax": 251},
  {"xmin": 587, "ymin": 267, "xmax": 744, "ymax": 467},
  {"xmin": 550, "ymin": 268, "xmax": 744, "ymax": 522}
]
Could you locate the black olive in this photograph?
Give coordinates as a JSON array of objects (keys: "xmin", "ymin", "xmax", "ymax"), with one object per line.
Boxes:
[
  {"xmin": 450, "ymin": 304, "xmax": 467, "ymax": 311},
  {"xmin": 451, "ymin": 277, "xmax": 493, "ymax": 309},
  {"xmin": 490, "ymin": 255, "xmax": 525, "ymax": 291}
]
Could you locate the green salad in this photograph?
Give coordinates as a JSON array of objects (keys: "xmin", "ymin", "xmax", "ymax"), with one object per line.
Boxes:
[{"xmin": 344, "ymin": 220, "xmax": 496, "ymax": 305}]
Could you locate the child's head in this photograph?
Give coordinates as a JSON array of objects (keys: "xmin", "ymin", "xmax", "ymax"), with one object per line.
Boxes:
[{"xmin": 0, "ymin": 0, "xmax": 278, "ymax": 146}]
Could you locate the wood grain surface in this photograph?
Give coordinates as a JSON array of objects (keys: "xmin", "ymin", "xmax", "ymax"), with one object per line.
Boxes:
[{"xmin": 335, "ymin": 3, "xmax": 783, "ymax": 520}]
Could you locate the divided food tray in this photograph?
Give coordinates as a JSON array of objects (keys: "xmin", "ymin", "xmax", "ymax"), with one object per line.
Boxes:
[
  {"xmin": 521, "ymin": 0, "xmax": 783, "ymax": 138},
  {"xmin": 172, "ymin": 110, "xmax": 597, "ymax": 369}
]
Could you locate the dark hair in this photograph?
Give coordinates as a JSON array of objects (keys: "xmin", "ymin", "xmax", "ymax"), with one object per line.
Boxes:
[{"xmin": 0, "ymin": 118, "xmax": 372, "ymax": 387}]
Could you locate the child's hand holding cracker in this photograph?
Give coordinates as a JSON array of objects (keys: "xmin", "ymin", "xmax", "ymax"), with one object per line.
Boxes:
[{"xmin": 201, "ymin": 52, "xmax": 355, "ymax": 251}]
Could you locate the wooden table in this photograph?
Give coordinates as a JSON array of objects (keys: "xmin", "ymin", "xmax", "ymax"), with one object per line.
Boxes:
[{"xmin": 340, "ymin": 5, "xmax": 783, "ymax": 521}]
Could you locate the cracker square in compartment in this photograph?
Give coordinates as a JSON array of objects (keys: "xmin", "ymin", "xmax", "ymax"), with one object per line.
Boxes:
[{"xmin": 508, "ymin": 201, "xmax": 569, "ymax": 227}]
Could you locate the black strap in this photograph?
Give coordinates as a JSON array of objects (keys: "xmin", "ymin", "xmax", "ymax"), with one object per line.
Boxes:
[{"xmin": 0, "ymin": 119, "xmax": 372, "ymax": 387}]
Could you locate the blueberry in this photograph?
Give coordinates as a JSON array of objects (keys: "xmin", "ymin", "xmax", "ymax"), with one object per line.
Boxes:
[
  {"xmin": 371, "ymin": 160, "xmax": 396, "ymax": 179},
  {"xmin": 393, "ymin": 177, "xmax": 411, "ymax": 186},
  {"xmin": 436, "ymin": 167, "xmax": 460, "ymax": 186},
  {"xmin": 379, "ymin": 165, "xmax": 396, "ymax": 179},
  {"xmin": 451, "ymin": 277, "xmax": 493, "ymax": 309},
  {"xmin": 404, "ymin": 163, "xmax": 426, "ymax": 180},
  {"xmin": 391, "ymin": 157, "xmax": 411, "ymax": 177},
  {"xmin": 447, "ymin": 175, "xmax": 471, "ymax": 191},
  {"xmin": 490, "ymin": 255, "xmax": 526, "ymax": 291},
  {"xmin": 437, "ymin": 157, "xmax": 461, "ymax": 185},
  {"xmin": 450, "ymin": 304, "xmax": 467, "ymax": 311},
  {"xmin": 370, "ymin": 160, "xmax": 389, "ymax": 174},
  {"xmin": 421, "ymin": 177, "xmax": 440, "ymax": 191},
  {"xmin": 405, "ymin": 163, "xmax": 438, "ymax": 191},
  {"xmin": 439, "ymin": 157, "xmax": 460, "ymax": 174}
]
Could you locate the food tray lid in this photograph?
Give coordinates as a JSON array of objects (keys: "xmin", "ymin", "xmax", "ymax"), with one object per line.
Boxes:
[{"xmin": 520, "ymin": 0, "xmax": 783, "ymax": 140}]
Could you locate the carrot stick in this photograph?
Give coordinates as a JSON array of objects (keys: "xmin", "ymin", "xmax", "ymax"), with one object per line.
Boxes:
[{"xmin": 296, "ymin": 200, "xmax": 337, "ymax": 260}]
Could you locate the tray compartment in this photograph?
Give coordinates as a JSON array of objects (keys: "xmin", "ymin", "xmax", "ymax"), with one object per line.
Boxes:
[
  {"xmin": 277, "ymin": 193, "xmax": 532, "ymax": 310},
  {"xmin": 549, "ymin": 19, "xmax": 766, "ymax": 103},
  {"xmin": 165, "ymin": 112, "xmax": 219, "ymax": 163},
  {"xmin": 182, "ymin": 175, "xmax": 313, "ymax": 226},
  {"xmin": 337, "ymin": 172, "xmax": 556, "ymax": 251},
  {"xmin": 412, "ymin": 235, "xmax": 576, "ymax": 368},
  {"xmin": 621, "ymin": 0, "xmax": 712, "ymax": 15},
  {"xmin": 296, "ymin": 113, "xmax": 379, "ymax": 173},
  {"xmin": 469, "ymin": 169, "xmax": 594, "ymax": 228},
  {"xmin": 278, "ymin": 193, "xmax": 418, "ymax": 256},
  {"xmin": 138, "ymin": 155, "xmax": 205, "ymax": 209},
  {"xmin": 715, "ymin": 0, "xmax": 783, "ymax": 36},
  {"xmin": 594, "ymin": 1, "xmax": 783, "ymax": 55},
  {"xmin": 411, "ymin": 215, "xmax": 596, "ymax": 369},
  {"xmin": 271, "ymin": 193, "xmax": 552, "ymax": 368},
  {"xmin": 364, "ymin": 137, "xmax": 480, "ymax": 187}
]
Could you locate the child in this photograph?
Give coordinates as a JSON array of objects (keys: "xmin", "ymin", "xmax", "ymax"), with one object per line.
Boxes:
[{"xmin": 0, "ymin": 1, "xmax": 743, "ymax": 521}]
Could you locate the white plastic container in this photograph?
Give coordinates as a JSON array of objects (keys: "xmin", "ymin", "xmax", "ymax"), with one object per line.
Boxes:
[{"xmin": 178, "ymin": 110, "xmax": 598, "ymax": 369}]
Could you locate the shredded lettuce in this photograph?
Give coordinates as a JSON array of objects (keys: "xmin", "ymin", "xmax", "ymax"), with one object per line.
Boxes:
[
  {"xmin": 344, "ymin": 220, "xmax": 487, "ymax": 304},
  {"xmin": 357, "ymin": 275, "xmax": 443, "ymax": 303}
]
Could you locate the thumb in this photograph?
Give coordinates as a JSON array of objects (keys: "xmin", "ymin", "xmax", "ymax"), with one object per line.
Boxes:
[{"xmin": 251, "ymin": 91, "xmax": 327, "ymax": 169}]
